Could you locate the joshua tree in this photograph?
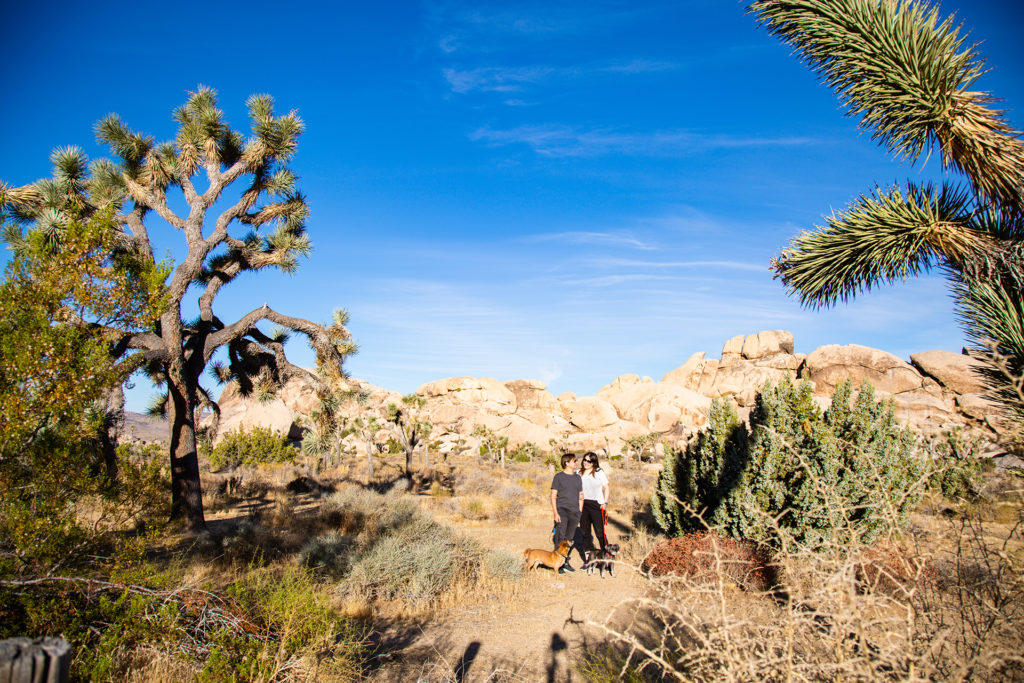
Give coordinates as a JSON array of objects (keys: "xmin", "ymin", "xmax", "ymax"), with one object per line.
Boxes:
[
  {"xmin": 0, "ymin": 88, "xmax": 353, "ymax": 530},
  {"xmin": 351, "ymin": 416, "xmax": 383, "ymax": 479},
  {"xmin": 387, "ymin": 394, "xmax": 432, "ymax": 476},
  {"xmin": 750, "ymin": 0, "xmax": 1024, "ymax": 419}
]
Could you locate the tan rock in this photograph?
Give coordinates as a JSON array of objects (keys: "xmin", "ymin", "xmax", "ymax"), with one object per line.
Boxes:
[
  {"xmin": 601, "ymin": 382, "xmax": 711, "ymax": 432},
  {"xmin": 661, "ymin": 351, "xmax": 706, "ymax": 386},
  {"xmin": 596, "ymin": 373, "xmax": 643, "ymax": 399},
  {"xmin": 753, "ymin": 353, "xmax": 804, "ymax": 371},
  {"xmin": 803, "ymin": 344, "xmax": 924, "ymax": 395},
  {"xmin": 708, "ymin": 360, "xmax": 794, "ymax": 406},
  {"xmin": 742, "ymin": 330, "xmax": 795, "ymax": 360},
  {"xmin": 910, "ymin": 350, "xmax": 988, "ymax": 395},
  {"xmin": 505, "ymin": 379, "xmax": 558, "ymax": 410},
  {"xmin": 721, "ymin": 334, "xmax": 744, "ymax": 359},
  {"xmin": 416, "ymin": 376, "xmax": 516, "ymax": 415},
  {"xmin": 566, "ymin": 397, "xmax": 619, "ymax": 431},
  {"xmin": 503, "ymin": 415, "xmax": 556, "ymax": 447},
  {"xmin": 956, "ymin": 393, "xmax": 997, "ymax": 421}
]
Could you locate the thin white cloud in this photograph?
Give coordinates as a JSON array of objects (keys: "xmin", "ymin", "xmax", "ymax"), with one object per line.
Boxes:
[
  {"xmin": 598, "ymin": 59, "xmax": 680, "ymax": 74},
  {"xmin": 443, "ymin": 66, "xmax": 559, "ymax": 94},
  {"xmin": 443, "ymin": 59, "xmax": 682, "ymax": 95},
  {"xmin": 527, "ymin": 231, "xmax": 659, "ymax": 251},
  {"xmin": 591, "ymin": 257, "xmax": 768, "ymax": 272},
  {"xmin": 469, "ymin": 124, "xmax": 819, "ymax": 157}
]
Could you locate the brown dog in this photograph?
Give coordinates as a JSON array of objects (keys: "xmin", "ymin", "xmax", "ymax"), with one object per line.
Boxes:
[{"xmin": 523, "ymin": 540, "xmax": 572, "ymax": 571}]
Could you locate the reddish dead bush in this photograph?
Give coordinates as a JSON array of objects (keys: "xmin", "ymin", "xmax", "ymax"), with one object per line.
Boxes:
[
  {"xmin": 642, "ymin": 532, "xmax": 777, "ymax": 591},
  {"xmin": 855, "ymin": 542, "xmax": 938, "ymax": 598}
]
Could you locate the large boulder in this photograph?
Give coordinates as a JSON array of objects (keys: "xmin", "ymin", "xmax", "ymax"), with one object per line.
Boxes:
[
  {"xmin": 503, "ymin": 414, "xmax": 557, "ymax": 447},
  {"xmin": 910, "ymin": 350, "xmax": 988, "ymax": 395},
  {"xmin": 416, "ymin": 376, "xmax": 517, "ymax": 415},
  {"xmin": 566, "ymin": 397, "xmax": 619, "ymax": 432},
  {"xmin": 602, "ymin": 381, "xmax": 712, "ymax": 432},
  {"xmin": 504, "ymin": 379, "xmax": 558, "ymax": 410},
  {"xmin": 214, "ymin": 375, "xmax": 322, "ymax": 440},
  {"xmin": 596, "ymin": 373, "xmax": 653, "ymax": 400},
  {"xmin": 802, "ymin": 345, "xmax": 924, "ymax": 395},
  {"xmin": 741, "ymin": 330, "xmax": 795, "ymax": 360},
  {"xmin": 661, "ymin": 351, "xmax": 706, "ymax": 387}
]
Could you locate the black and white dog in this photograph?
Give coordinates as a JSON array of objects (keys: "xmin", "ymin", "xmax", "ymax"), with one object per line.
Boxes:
[{"xmin": 585, "ymin": 544, "xmax": 620, "ymax": 578}]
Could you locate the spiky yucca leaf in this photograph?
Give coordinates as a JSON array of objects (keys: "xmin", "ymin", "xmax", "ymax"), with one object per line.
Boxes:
[
  {"xmin": 147, "ymin": 392, "xmax": 169, "ymax": 418},
  {"xmin": 749, "ymin": 0, "xmax": 1024, "ymax": 208},
  {"xmin": 774, "ymin": 182, "xmax": 977, "ymax": 306},
  {"xmin": 954, "ymin": 274, "xmax": 1024, "ymax": 418}
]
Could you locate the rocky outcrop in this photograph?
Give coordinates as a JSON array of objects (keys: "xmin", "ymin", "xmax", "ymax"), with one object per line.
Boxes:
[
  {"xmin": 910, "ymin": 350, "xmax": 988, "ymax": 395},
  {"xmin": 212, "ymin": 331, "xmax": 1001, "ymax": 454}
]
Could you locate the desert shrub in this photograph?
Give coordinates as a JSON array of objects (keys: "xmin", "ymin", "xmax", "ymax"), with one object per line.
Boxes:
[
  {"xmin": 460, "ymin": 497, "xmax": 488, "ymax": 521},
  {"xmin": 320, "ymin": 485, "xmax": 417, "ymax": 540},
  {"xmin": 345, "ymin": 518, "xmax": 485, "ymax": 606},
  {"xmin": 641, "ymin": 532, "xmax": 777, "ymax": 591},
  {"xmin": 484, "ymin": 549, "xmax": 524, "ymax": 582},
  {"xmin": 453, "ymin": 467, "xmax": 499, "ymax": 496},
  {"xmin": 510, "ymin": 441, "xmax": 541, "ymax": 463},
  {"xmin": 299, "ymin": 531, "xmax": 356, "ymax": 580},
  {"xmin": 926, "ymin": 427, "xmax": 993, "ymax": 503},
  {"xmin": 588, "ymin": 511, "xmax": 1024, "ymax": 682},
  {"xmin": 854, "ymin": 541, "xmax": 938, "ymax": 598},
  {"xmin": 0, "ymin": 564, "xmax": 366, "ymax": 681},
  {"xmin": 652, "ymin": 378, "xmax": 926, "ymax": 550},
  {"xmin": 208, "ymin": 426, "xmax": 296, "ymax": 472},
  {"xmin": 494, "ymin": 499, "xmax": 524, "ymax": 525},
  {"xmin": 219, "ymin": 565, "xmax": 366, "ymax": 679}
]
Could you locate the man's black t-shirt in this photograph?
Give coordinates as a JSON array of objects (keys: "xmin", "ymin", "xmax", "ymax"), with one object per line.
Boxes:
[{"xmin": 551, "ymin": 471, "xmax": 583, "ymax": 510}]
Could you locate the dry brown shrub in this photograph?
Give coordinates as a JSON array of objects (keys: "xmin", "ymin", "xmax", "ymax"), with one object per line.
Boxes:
[
  {"xmin": 590, "ymin": 514, "xmax": 1024, "ymax": 682},
  {"xmin": 494, "ymin": 499, "xmax": 524, "ymax": 525},
  {"xmin": 641, "ymin": 531, "xmax": 777, "ymax": 592},
  {"xmin": 854, "ymin": 541, "xmax": 938, "ymax": 598}
]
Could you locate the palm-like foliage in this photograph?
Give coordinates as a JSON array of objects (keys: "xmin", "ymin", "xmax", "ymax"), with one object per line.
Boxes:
[
  {"xmin": 1, "ymin": 88, "xmax": 354, "ymax": 528},
  {"xmin": 751, "ymin": 0, "xmax": 1024, "ymax": 420}
]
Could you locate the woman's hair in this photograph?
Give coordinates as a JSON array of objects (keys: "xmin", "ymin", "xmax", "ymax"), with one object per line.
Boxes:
[
  {"xmin": 581, "ymin": 451, "xmax": 601, "ymax": 473},
  {"xmin": 560, "ymin": 452, "xmax": 577, "ymax": 469}
]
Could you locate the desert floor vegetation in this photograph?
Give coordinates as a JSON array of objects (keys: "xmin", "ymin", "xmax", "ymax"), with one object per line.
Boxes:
[{"xmin": 6, "ymin": 432, "xmax": 1021, "ymax": 681}]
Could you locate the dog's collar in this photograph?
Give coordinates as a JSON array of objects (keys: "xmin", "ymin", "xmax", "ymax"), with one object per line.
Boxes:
[{"xmin": 557, "ymin": 550, "xmax": 569, "ymax": 559}]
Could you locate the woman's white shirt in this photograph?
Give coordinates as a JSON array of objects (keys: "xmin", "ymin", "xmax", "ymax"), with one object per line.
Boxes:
[{"xmin": 581, "ymin": 469, "xmax": 609, "ymax": 504}]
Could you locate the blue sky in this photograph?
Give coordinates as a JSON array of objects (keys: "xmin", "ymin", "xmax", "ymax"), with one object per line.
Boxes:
[{"xmin": 4, "ymin": 0, "xmax": 1024, "ymax": 412}]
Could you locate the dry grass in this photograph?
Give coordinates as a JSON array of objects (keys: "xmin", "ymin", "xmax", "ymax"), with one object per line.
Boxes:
[{"xmin": 584, "ymin": 469, "xmax": 1024, "ymax": 682}]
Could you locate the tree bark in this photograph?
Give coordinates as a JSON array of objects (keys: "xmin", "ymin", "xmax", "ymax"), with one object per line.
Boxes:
[{"xmin": 167, "ymin": 376, "xmax": 206, "ymax": 531}]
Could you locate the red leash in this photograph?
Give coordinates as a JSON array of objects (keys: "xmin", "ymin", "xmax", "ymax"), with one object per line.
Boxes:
[{"xmin": 601, "ymin": 506, "xmax": 609, "ymax": 547}]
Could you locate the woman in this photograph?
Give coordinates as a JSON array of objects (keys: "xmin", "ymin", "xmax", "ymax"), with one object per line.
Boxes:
[{"xmin": 578, "ymin": 451, "xmax": 610, "ymax": 564}]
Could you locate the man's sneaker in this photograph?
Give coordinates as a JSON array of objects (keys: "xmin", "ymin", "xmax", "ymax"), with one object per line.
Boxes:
[{"xmin": 561, "ymin": 563, "xmax": 575, "ymax": 573}]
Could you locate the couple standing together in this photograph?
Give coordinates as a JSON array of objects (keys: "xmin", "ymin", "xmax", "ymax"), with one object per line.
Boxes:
[{"xmin": 550, "ymin": 451, "xmax": 610, "ymax": 574}]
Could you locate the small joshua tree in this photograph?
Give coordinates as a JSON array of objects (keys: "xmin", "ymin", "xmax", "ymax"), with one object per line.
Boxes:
[
  {"xmin": 387, "ymin": 395, "xmax": 432, "ymax": 476},
  {"xmin": 653, "ymin": 378, "xmax": 926, "ymax": 550}
]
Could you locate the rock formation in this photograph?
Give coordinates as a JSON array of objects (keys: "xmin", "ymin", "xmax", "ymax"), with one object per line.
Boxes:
[{"xmin": 212, "ymin": 330, "xmax": 1002, "ymax": 457}]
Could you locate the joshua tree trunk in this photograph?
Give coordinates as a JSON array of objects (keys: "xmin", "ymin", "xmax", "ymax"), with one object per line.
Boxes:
[{"xmin": 167, "ymin": 370, "xmax": 206, "ymax": 531}]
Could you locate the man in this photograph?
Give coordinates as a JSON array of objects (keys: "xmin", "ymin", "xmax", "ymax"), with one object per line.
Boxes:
[{"xmin": 550, "ymin": 452, "xmax": 584, "ymax": 573}]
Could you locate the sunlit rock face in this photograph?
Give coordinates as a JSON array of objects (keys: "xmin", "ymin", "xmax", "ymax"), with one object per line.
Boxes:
[{"xmin": 212, "ymin": 331, "xmax": 999, "ymax": 455}]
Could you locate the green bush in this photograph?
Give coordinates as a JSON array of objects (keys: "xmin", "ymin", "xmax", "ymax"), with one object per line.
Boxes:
[
  {"xmin": 298, "ymin": 531, "xmax": 356, "ymax": 580},
  {"xmin": 927, "ymin": 427, "xmax": 991, "ymax": 503},
  {"xmin": 511, "ymin": 441, "xmax": 540, "ymax": 462},
  {"xmin": 652, "ymin": 378, "xmax": 926, "ymax": 550},
  {"xmin": 208, "ymin": 426, "xmax": 296, "ymax": 471}
]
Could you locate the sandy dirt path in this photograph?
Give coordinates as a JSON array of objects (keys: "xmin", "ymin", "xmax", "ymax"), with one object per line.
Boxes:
[{"xmin": 368, "ymin": 503, "xmax": 646, "ymax": 682}]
